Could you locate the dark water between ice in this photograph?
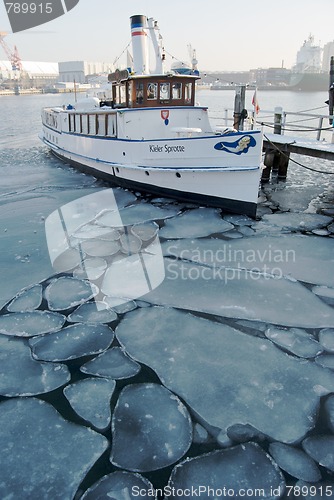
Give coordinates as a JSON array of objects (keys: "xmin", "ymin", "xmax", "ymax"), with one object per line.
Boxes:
[{"xmin": 0, "ymin": 92, "xmax": 334, "ymax": 498}]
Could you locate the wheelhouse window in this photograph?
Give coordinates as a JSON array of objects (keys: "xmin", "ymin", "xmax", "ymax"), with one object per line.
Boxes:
[
  {"xmin": 159, "ymin": 82, "xmax": 170, "ymax": 101},
  {"xmin": 172, "ymin": 82, "xmax": 182, "ymax": 100},
  {"xmin": 147, "ymin": 83, "xmax": 158, "ymax": 100},
  {"xmin": 135, "ymin": 82, "xmax": 144, "ymax": 104},
  {"xmin": 185, "ymin": 82, "xmax": 192, "ymax": 104},
  {"xmin": 114, "ymin": 83, "xmax": 127, "ymax": 107}
]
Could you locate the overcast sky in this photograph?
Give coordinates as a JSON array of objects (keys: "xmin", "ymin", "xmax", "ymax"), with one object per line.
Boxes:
[{"xmin": 0, "ymin": 0, "xmax": 333, "ymax": 71}]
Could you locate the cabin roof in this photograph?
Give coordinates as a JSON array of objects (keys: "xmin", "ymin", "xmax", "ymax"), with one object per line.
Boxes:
[{"xmin": 108, "ymin": 69, "xmax": 200, "ymax": 84}]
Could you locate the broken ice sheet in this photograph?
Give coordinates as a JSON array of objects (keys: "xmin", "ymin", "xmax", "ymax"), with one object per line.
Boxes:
[
  {"xmin": 159, "ymin": 207, "xmax": 233, "ymax": 239},
  {"xmin": 81, "ymin": 471, "xmax": 156, "ymax": 500},
  {"xmin": 268, "ymin": 442, "xmax": 321, "ymax": 482},
  {"xmin": 80, "ymin": 347, "xmax": 141, "ymax": 380},
  {"xmin": 143, "ymin": 259, "xmax": 334, "ymax": 328},
  {"xmin": 0, "ymin": 310, "xmax": 66, "ymax": 337},
  {"xmin": 0, "ymin": 398, "xmax": 108, "ymax": 499},
  {"xmin": 73, "ymin": 257, "xmax": 107, "ymax": 280},
  {"xmin": 253, "ymin": 213, "xmax": 332, "ymax": 233},
  {"xmin": 265, "ymin": 327, "xmax": 323, "ymax": 358},
  {"xmin": 162, "ymin": 234, "xmax": 334, "ymax": 287},
  {"xmin": 63, "ymin": 378, "xmax": 116, "ymax": 430},
  {"xmin": 97, "ymin": 202, "xmax": 179, "ymax": 227},
  {"xmin": 67, "ymin": 301, "xmax": 118, "ymax": 324},
  {"xmin": 7, "ymin": 284, "xmax": 42, "ymax": 312},
  {"xmin": 45, "ymin": 276, "xmax": 98, "ymax": 311},
  {"xmin": 30, "ymin": 323, "xmax": 114, "ymax": 362},
  {"xmin": 167, "ymin": 443, "xmax": 285, "ymax": 498},
  {"xmin": 110, "ymin": 383, "xmax": 192, "ymax": 472},
  {"xmin": 116, "ymin": 307, "xmax": 334, "ymax": 443},
  {"xmin": 319, "ymin": 328, "xmax": 334, "ymax": 352},
  {"xmin": 302, "ymin": 436, "xmax": 334, "ymax": 472},
  {"xmin": 80, "ymin": 239, "xmax": 120, "ymax": 258},
  {"xmin": 0, "ymin": 335, "xmax": 70, "ymax": 397}
]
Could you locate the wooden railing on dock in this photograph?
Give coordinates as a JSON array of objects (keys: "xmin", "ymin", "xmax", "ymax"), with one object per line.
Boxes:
[{"xmin": 209, "ymin": 106, "xmax": 334, "ymax": 182}]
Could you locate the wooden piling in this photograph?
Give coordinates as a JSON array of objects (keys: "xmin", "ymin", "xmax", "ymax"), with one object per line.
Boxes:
[
  {"xmin": 233, "ymin": 85, "xmax": 246, "ymax": 131},
  {"xmin": 274, "ymin": 106, "xmax": 283, "ymax": 135}
]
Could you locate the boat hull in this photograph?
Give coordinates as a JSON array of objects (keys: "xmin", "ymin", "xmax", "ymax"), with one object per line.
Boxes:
[{"xmin": 46, "ymin": 142, "xmax": 260, "ymax": 217}]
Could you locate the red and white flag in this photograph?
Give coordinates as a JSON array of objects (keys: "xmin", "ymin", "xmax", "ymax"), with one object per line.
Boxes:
[{"xmin": 252, "ymin": 89, "xmax": 260, "ymax": 114}]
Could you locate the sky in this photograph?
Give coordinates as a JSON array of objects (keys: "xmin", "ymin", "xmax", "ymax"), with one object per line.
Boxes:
[{"xmin": 0, "ymin": 0, "xmax": 333, "ymax": 72}]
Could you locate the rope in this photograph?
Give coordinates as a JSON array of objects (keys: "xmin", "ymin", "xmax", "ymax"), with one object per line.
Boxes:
[
  {"xmin": 113, "ymin": 40, "xmax": 131, "ymax": 67},
  {"xmin": 263, "ymin": 134, "xmax": 334, "ymax": 175},
  {"xmin": 259, "ymin": 121, "xmax": 333, "ymax": 133}
]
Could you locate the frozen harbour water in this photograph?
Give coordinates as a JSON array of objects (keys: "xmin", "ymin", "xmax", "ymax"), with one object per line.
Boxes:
[{"xmin": 1, "ymin": 93, "xmax": 334, "ymax": 498}]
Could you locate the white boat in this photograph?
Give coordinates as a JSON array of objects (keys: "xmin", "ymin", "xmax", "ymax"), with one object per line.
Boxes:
[{"xmin": 40, "ymin": 15, "xmax": 263, "ymax": 217}]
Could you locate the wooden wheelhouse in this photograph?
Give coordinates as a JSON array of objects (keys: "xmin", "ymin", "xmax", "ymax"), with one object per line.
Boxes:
[{"xmin": 107, "ymin": 69, "xmax": 199, "ymax": 109}]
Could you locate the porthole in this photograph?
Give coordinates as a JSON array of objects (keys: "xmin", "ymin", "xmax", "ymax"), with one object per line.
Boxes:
[
  {"xmin": 145, "ymin": 171, "xmax": 150, "ymax": 176},
  {"xmin": 176, "ymin": 172, "xmax": 181, "ymax": 178}
]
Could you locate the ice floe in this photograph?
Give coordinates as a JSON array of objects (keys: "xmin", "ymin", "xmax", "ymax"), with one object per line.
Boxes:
[
  {"xmin": 7, "ymin": 284, "xmax": 42, "ymax": 312},
  {"xmin": 162, "ymin": 234, "xmax": 334, "ymax": 287},
  {"xmin": 67, "ymin": 301, "xmax": 118, "ymax": 324},
  {"xmin": 319, "ymin": 328, "xmax": 334, "ymax": 352},
  {"xmin": 30, "ymin": 323, "xmax": 114, "ymax": 361},
  {"xmin": 315, "ymin": 354, "xmax": 334, "ymax": 370},
  {"xmin": 80, "ymin": 239, "xmax": 120, "ymax": 257},
  {"xmin": 80, "ymin": 347, "xmax": 141, "ymax": 380},
  {"xmin": 73, "ymin": 257, "xmax": 107, "ymax": 280},
  {"xmin": 312, "ymin": 286, "xmax": 334, "ymax": 306},
  {"xmin": 110, "ymin": 383, "xmax": 192, "ymax": 472},
  {"xmin": 143, "ymin": 259, "xmax": 334, "ymax": 328},
  {"xmin": 96, "ymin": 202, "xmax": 179, "ymax": 227},
  {"xmin": 0, "ymin": 398, "xmax": 108, "ymax": 498},
  {"xmin": 268, "ymin": 442, "xmax": 321, "ymax": 482},
  {"xmin": 159, "ymin": 207, "xmax": 233, "ymax": 239},
  {"xmin": 265, "ymin": 327, "xmax": 323, "ymax": 358},
  {"xmin": 63, "ymin": 377, "xmax": 116, "ymax": 430},
  {"xmin": 0, "ymin": 310, "xmax": 66, "ymax": 337},
  {"xmin": 116, "ymin": 307, "xmax": 334, "ymax": 443},
  {"xmin": 45, "ymin": 276, "xmax": 98, "ymax": 311},
  {"xmin": 81, "ymin": 471, "xmax": 156, "ymax": 500},
  {"xmin": 167, "ymin": 443, "xmax": 285, "ymax": 498},
  {"xmin": 302, "ymin": 436, "xmax": 334, "ymax": 472},
  {"xmin": 0, "ymin": 335, "xmax": 70, "ymax": 396},
  {"xmin": 253, "ymin": 213, "xmax": 332, "ymax": 233}
]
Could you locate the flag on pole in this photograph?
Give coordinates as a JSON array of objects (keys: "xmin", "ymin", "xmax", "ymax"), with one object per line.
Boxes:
[{"xmin": 252, "ymin": 88, "xmax": 260, "ymax": 114}]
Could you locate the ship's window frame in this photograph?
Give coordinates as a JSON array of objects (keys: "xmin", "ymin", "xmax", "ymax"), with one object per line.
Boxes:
[
  {"xmin": 136, "ymin": 81, "xmax": 144, "ymax": 104},
  {"xmin": 184, "ymin": 82, "xmax": 193, "ymax": 104},
  {"xmin": 172, "ymin": 82, "xmax": 182, "ymax": 100},
  {"xmin": 159, "ymin": 82, "xmax": 170, "ymax": 101},
  {"xmin": 147, "ymin": 82, "xmax": 158, "ymax": 100}
]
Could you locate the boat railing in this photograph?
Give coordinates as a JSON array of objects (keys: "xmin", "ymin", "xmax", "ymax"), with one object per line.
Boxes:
[{"xmin": 209, "ymin": 108, "xmax": 334, "ymax": 142}]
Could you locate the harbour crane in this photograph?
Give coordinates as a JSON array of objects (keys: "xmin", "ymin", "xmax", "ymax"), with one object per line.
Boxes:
[{"xmin": 0, "ymin": 32, "xmax": 23, "ymax": 71}]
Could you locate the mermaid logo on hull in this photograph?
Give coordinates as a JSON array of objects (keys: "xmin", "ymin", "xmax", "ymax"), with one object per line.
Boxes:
[
  {"xmin": 214, "ymin": 135, "xmax": 256, "ymax": 155},
  {"xmin": 3, "ymin": 0, "xmax": 80, "ymax": 33}
]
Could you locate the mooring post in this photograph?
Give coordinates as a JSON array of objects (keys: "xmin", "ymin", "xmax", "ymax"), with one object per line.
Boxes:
[
  {"xmin": 277, "ymin": 144, "xmax": 290, "ymax": 181},
  {"xmin": 274, "ymin": 106, "xmax": 283, "ymax": 135},
  {"xmin": 233, "ymin": 85, "xmax": 246, "ymax": 131},
  {"xmin": 329, "ymin": 56, "xmax": 334, "ymax": 126},
  {"xmin": 327, "ymin": 56, "xmax": 334, "ymax": 142}
]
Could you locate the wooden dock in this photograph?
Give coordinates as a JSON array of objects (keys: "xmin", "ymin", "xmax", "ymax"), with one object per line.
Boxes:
[{"xmin": 261, "ymin": 132, "xmax": 334, "ymax": 181}]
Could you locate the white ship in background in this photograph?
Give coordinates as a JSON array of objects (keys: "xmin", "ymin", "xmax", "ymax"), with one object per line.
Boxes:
[{"xmin": 40, "ymin": 15, "xmax": 263, "ymax": 217}]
